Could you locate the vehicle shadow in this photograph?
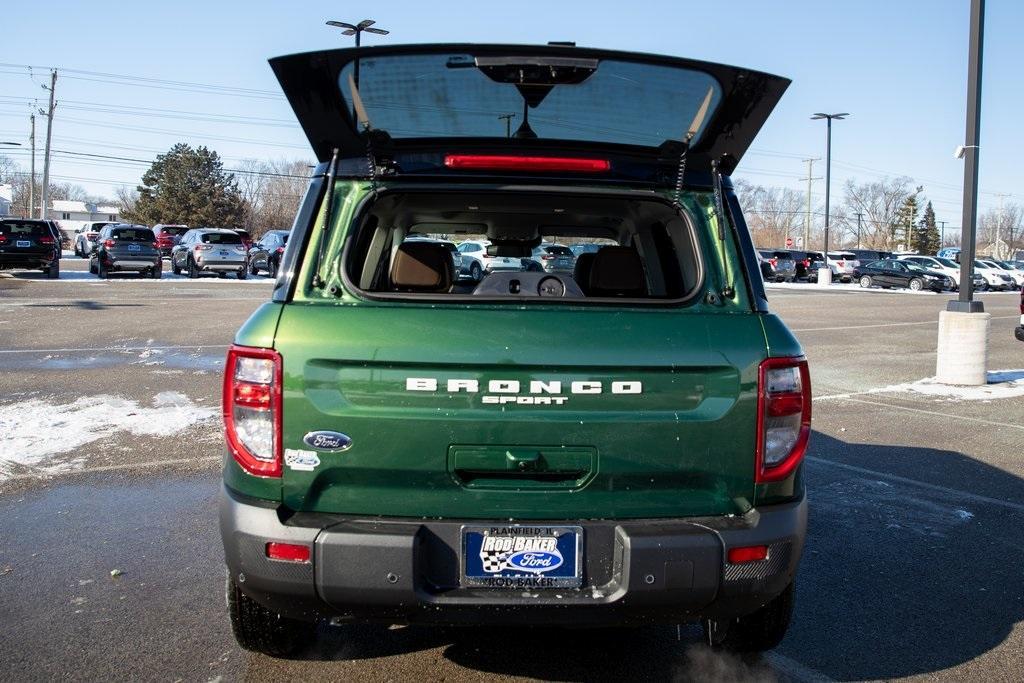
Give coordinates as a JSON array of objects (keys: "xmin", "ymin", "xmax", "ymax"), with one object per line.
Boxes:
[
  {"xmin": 21, "ymin": 300, "xmax": 145, "ymax": 310},
  {"xmin": 276, "ymin": 431, "xmax": 1024, "ymax": 680}
]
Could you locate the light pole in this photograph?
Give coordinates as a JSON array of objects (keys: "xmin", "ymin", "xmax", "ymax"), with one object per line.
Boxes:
[
  {"xmin": 326, "ymin": 19, "xmax": 389, "ymax": 118},
  {"xmin": 810, "ymin": 113, "xmax": 848, "ymax": 277}
]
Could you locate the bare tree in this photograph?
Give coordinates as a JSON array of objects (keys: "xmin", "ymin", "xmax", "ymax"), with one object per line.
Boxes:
[
  {"xmin": 841, "ymin": 177, "xmax": 916, "ymax": 250},
  {"xmin": 735, "ymin": 181, "xmax": 806, "ymax": 248},
  {"xmin": 115, "ymin": 185, "xmax": 140, "ymax": 217},
  {"xmin": 979, "ymin": 203, "xmax": 1023, "ymax": 259}
]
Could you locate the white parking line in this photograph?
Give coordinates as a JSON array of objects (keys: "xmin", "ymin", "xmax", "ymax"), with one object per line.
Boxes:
[
  {"xmin": 0, "ymin": 344, "xmax": 229, "ymax": 355},
  {"xmin": 792, "ymin": 314, "xmax": 1018, "ymax": 333},
  {"xmin": 1, "ymin": 455, "xmax": 222, "ymax": 482},
  {"xmin": 765, "ymin": 652, "xmax": 836, "ymax": 683},
  {"xmin": 806, "ymin": 457, "xmax": 1024, "ymax": 514},
  {"xmin": 834, "ymin": 396, "xmax": 1024, "ymax": 432}
]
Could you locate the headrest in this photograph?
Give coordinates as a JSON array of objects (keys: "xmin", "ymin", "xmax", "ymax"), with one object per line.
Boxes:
[
  {"xmin": 390, "ymin": 242, "xmax": 453, "ymax": 293},
  {"xmin": 588, "ymin": 246, "xmax": 646, "ymax": 297},
  {"xmin": 573, "ymin": 252, "xmax": 597, "ymax": 293}
]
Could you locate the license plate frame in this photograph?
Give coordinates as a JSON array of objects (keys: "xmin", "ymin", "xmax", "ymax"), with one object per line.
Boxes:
[
  {"xmin": 16, "ymin": 240, "xmax": 31, "ymax": 248},
  {"xmin": 461, "ymin": 525, "xmax": 582, "ymax": 589},
  {"xmin": 127, "ymin": 243, "xmax": 141, "ymax": 252}
]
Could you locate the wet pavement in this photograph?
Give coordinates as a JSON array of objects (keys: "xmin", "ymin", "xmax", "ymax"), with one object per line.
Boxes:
[{"xmin": 2, "ymin": 266, "xmax": 1023, "ymax": 681}]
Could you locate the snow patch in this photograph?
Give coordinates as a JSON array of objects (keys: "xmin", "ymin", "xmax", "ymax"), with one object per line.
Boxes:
[
  {"xmin": 764, "ymin": 281, "xmax": 940, "ymax": 295},
  {"xmin": 0, "ymin": 392, "xmax": 218, "ymax": 481},
  {"xmin": 819, "ymin": 369, "xmax": 1024, "ymax": 402}
]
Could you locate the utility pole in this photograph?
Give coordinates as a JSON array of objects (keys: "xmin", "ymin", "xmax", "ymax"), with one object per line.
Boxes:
[
  {"xmin": 29, "ymin": 113, "xmax": 36, "ymax": 219},
  {"xmin": 939, "ymin": 220, "xmax": 947, "ymax": 247},
  {"xmin": 498, "ymin": 113, "xmax": 516, "ymax": 138},
  {"xmin": 855, "ymin": 212, "xmax": 863, "ymax": 248},
  {"xmin": 39, "ymin": 70, "xmax": 57, "ymax": 220},
  {"xmin": 800, "ymin": 157, "xmax": 820, "ymax": 249}
]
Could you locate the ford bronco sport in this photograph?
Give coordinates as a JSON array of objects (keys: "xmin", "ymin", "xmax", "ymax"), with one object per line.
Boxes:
[{"xmin": 220, "ymin": 44, "xmax": 810, "ymax": 657}]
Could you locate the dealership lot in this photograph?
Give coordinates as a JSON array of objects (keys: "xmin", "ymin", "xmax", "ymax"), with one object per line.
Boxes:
[{"xmin": 1, "ymin": 268, "xmax": 1022, "ymax": 682}]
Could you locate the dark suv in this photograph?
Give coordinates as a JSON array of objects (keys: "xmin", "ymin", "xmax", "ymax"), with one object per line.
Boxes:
[
  {"xmin": 247, "ymin": 230, "xmax": 289, "ymax": 277},
  {"xmin": 0, "ymin": 218, "xmax": 61, "ymax": 278},
  {"xmin": 89, "ymin": 224, "xmax": 162, "ymax": 279},
  {"xmin": 220, "ymin": 44, "xmax": 808, "ymax": 658}
]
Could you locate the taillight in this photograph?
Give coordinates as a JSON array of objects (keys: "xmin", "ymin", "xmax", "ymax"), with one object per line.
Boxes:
[
  {"xmin": 755, "ymin": 357, "xmax": 811, "ymax": 483},
  {"xmin": 769, "ymin": 258, "xmax": 777, "ymax": 267},
  {"xmin": 266, "ymin": 542, "xmax": 310, "ymax": 563},
  {"xmin": 728, "ymin": 545, "xmax": 769, "ymax": 564},
  {"xmin": 0, "ymin": 235, "xmax": 7, "ymax": 243},
  {"xmin": 443, "ymin": 154, "xmax": 611, "ymax": 172},
  {"xmin": 39, "ymin": 236, "xmax": 55, "ymax": 245},
  {"xmin": 151, "ymin": 242, "xmax": 158, "ymax": 249},
  {"xmin": 223, "ymin": 345, "xmax": 282, "ymax": 478},
  {"xmin": 276, "ymin": 247, "xmax": 285, "ymax": 254},
  {"xmin": 803, "ymin": 259, "xmax": 810, "ymax": 267},
  {"xmin": 103, "ymin": 239, "xmax": 115, "ymax": 248},
  {"xmin": 195, "ymin": 244, "xmax": 211, "ymax": 251},
  {"xmin": 541, "ymin": 254, "xmax": 554, "ymax": 260}
]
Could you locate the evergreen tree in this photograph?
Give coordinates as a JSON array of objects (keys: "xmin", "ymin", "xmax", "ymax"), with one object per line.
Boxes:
[
  {"xmin": 895, "ymin": 186, "xmax": 924, "ymax": 251},
  {"xmin": 913, "ymin": 201, "xmax": 940, "ymax": 254},
  {"xmin": 124, "ymin": 143, "xmax": 245, "ymax": 227}
]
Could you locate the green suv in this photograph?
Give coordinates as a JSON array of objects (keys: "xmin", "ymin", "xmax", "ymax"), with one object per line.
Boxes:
[{"xmin": 220, "ymin": 44, "xmax": 810, "ymax": 657}]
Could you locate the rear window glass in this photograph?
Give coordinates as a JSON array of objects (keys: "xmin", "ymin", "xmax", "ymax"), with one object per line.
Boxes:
[
  {"xmin": 0, "ymin": 221, "xmax": 51, "ymax": 236},
  {"xmin": 340, "ymin": 53, "xmax": 722, "ymax": 148},
  {"xmin": 113, "ymin": 228, "xmax": 155, "ymax": 242},
  {"xmin": 829, "ymin": 252, "xmax": 856, "ymax": 259},
  {"xmin": 344, "ymin": 191, "xmax": 703, "ymax": 303},
  {"xmin": 160, "ymin": 227, "xmax": 189, "ymax": 237},
  {"xmin": 201, "ymin": 232, "xmax": 242, "ymax": 245}
]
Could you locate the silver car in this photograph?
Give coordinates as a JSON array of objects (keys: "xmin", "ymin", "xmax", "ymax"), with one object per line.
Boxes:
[{"xmin": 170, "ymin": 228, "xmax": 248, "ymax": 279}]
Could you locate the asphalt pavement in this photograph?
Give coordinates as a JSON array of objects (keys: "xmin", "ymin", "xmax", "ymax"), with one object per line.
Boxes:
[{"xmin": 1, "ymin": 258, "xmax": 1022, "ymax": 682}]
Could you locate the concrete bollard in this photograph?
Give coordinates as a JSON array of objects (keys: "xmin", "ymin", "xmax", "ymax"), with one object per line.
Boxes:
[
  {"xmin": 816, "ymin": 267, "xmax": 832, "ymax": 287},
  {"xmin": 935, "ymin": 310, "xmax": 990, "ymax": 385}
]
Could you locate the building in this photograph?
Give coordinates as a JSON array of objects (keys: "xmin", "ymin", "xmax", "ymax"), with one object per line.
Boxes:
[{"xmin": 0, "ymin": 184, "xmax": 12, "ymax": 216}]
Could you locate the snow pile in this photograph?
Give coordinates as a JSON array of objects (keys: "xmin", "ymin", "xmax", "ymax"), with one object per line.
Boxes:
[
  {"xmin": 764, "ymin": 281, "xmax": 940, "ymax": 295},
  {"xmin": 0, "ymin": 392, "xmax": 218, "ymax": 480}
]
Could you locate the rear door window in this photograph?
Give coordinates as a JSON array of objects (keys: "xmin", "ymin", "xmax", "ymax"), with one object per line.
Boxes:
[
  {"xmin": 112, "ymin": 228, "xmax": 155, "ymax": 242},
  {"xmin": 0, "ymin": 221, "xmax": 52, "ymax": 237},
  {"xmin": 201, "ymin": 232, "xmax": 242, "ymax": 245}
]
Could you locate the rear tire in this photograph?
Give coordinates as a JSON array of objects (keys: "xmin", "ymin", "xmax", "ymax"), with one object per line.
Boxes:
[
  {"xmin": 97, "ymin": 259, "xmax": 107, "ymax": 279},
  {"xmin": 249, "ymin": 262, "xmax": 260, "ymax": 276},
  {"xmin": 171, "ymin": 257, "xmax": 181, "ymax": 275},
  {"xmin": 151, "ymin": 265, "xmax": 162, "ymax": 279},
  {"xmin": 227, "ymin": 578, "xmax": 311, "ymax": 657},
  {"xmin": 237, "ymin": 268, "xmax": 247, "ymax": 280},
  {"xmin": 268, "ymin": 259, "xmax": 278, "ymax": 279},
  {"xmin": 859, "ymin": 276, "xmax": 872, "ymax": 288},
  {"xmin": 703, "ymin": 582, "xmax": 794, "ymax": 653},
  {"xmin": 470, "ymin": 262, "xmax": 482, "ymax": 282},
  {"xmin": 47, "ymin": 261, "xmax": 60, "ymax": 279},
  {"xmin": 909, "ymin": 278, "xmax": 923, "ymax": 292},
  {"xmin": 187, "ymin": 256, "xmax": 198, "ymax": 279}
]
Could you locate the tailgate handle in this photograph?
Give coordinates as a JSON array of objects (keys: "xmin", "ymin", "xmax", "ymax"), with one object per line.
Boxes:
[{"xmin": 449, "ymin": 446, "xmax": 595, "ymax": 489}]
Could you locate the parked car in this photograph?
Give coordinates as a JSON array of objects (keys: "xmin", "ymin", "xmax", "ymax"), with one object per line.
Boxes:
[
  {"xmin": 988, "ymin": 260, "xmax": 1024, "ymax": 289},
  {"xmin": 221, "ymin": 43, "xmax": 808, "ymax": 657},
  {"xmin": 973, "ymin": 260, "xmax": 1013, "ymax": 291},
  {"xmin": 247, "ymin": 230, "xmax": 290, "ymax": 277},
  {"xmin": 758, "ymin": 249, "xmax": 796, "ymax": 282},
  {"xmin": 152, "ymin": 224, "xmax": 190, "ymax": 257},
  {"xmin": 848, "ymin": 249, "xmax": 893, "ymax": 264},
  {"xmin": 74, "ymin": 221, "xmax": 115, "ymax": 257},
  {"xmin": 171, "ymin": 228, "xmax": 248, "ymax": 279},
  {"xmin": 898, "ymin": 255, "xmax": 962, "ymax": 289},
  {"xmin": 854, "ymin": 259, "xmax": 950, "ymax": 292},
  {"xmin": 88, "ymin": 224, "xmax": 161, "ymax": 279},
  {"xmin": 0, "ymin": 218, "xmax": 61, "ymax": 278},
  {"xmin": 781, "ymin": 250, "xmax": 823, "ymax": 280},
  {"xmin": 1016, "ymin": 288, "xmax": 1024, "ymax": 342},
  {"xmin": 569, "ymin": 243, "xmax": 603, "ymax": 258},
  {"xmin": 808, "ymin": 251, "xmax": 859, "ymax": 283},
  {"xmin": 234, "ymin": 229, "xmax": 254, "ymax": 252},
  {"xmin": 531, "ymin": 243, "xmax": 576, "ymax": 273},
  {"xmin": 456, "ymin": 240, "xmax": 523, "ymax": 282}
]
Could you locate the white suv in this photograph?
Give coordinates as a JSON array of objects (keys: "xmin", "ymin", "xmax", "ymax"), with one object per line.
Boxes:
[
  {"xmin": 899, "ymin": 255, "xmax": 962, "ymax": 289},
  {"xmin": 456, "ymin": 240, "xmax": 523, "ymax": 282}
]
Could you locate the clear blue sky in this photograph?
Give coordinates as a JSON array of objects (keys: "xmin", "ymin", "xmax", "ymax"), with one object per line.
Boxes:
[{"xmin": 1, "ymin": 0, "xmax": 1019, "ymax": 229}]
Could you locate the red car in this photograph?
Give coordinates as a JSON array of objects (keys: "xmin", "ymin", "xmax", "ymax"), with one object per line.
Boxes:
[
  {"xmin": 152, "ymin": 224, "xmax": 190, "ymax": 257},
  {"xmin": 233, "ymin": 229, "xmax": 253, "ymax": 253}
]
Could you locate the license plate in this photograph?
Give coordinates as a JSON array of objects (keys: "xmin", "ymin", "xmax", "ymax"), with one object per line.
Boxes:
[
  {"xmin": 127, "ymin": 244, "xmax": 141, "ymax": 252},
  {"xmin": 16, "ymin": 240, "xmax": 30, "ymax": 248},
  {"xmin": 462, "ymin": 525, "xmax": 582, "ymax": 588},
  {"xmin": 220, "ymin": 250, "xmax": 229, "ymax": 257}
]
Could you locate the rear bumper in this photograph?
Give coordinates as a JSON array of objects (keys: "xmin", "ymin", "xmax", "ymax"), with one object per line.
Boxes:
[
  {"xmin": 0, "ymin": 253, "xmax": 56, "ymax": 269},
  {"xmin": 1015, "ymin": 325, "xmax": 1024, "ymax": 342},
  {"xmin": 220, "ymin": 487, "xmax": 806, "ymax": 626},
  {"xmin": 109, "ymin": 258, "xmax": 159, "ymax": 271},
  {"xmin": 198, "ymin": 259, "xmax": 245, "ymax": 271}
]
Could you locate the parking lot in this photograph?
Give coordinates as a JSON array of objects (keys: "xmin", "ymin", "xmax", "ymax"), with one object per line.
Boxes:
[{"xmin": 1, "ymin": 257, "xmax": 1022, "ymax": 682}]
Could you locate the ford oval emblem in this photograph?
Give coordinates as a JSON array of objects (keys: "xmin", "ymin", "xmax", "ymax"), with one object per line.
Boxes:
[
  {"xmin": 505, "ymin": 549, "xmax": 563, "ymax": 573},
  {"xmin": 302, "ymin": 431, "xmax": 352, "ymax": 452}
]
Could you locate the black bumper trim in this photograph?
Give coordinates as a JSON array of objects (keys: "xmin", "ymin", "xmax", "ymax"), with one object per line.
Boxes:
[{"xmin": 220, "ymin": 487, "xmax": 806, "ymax": 626}]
